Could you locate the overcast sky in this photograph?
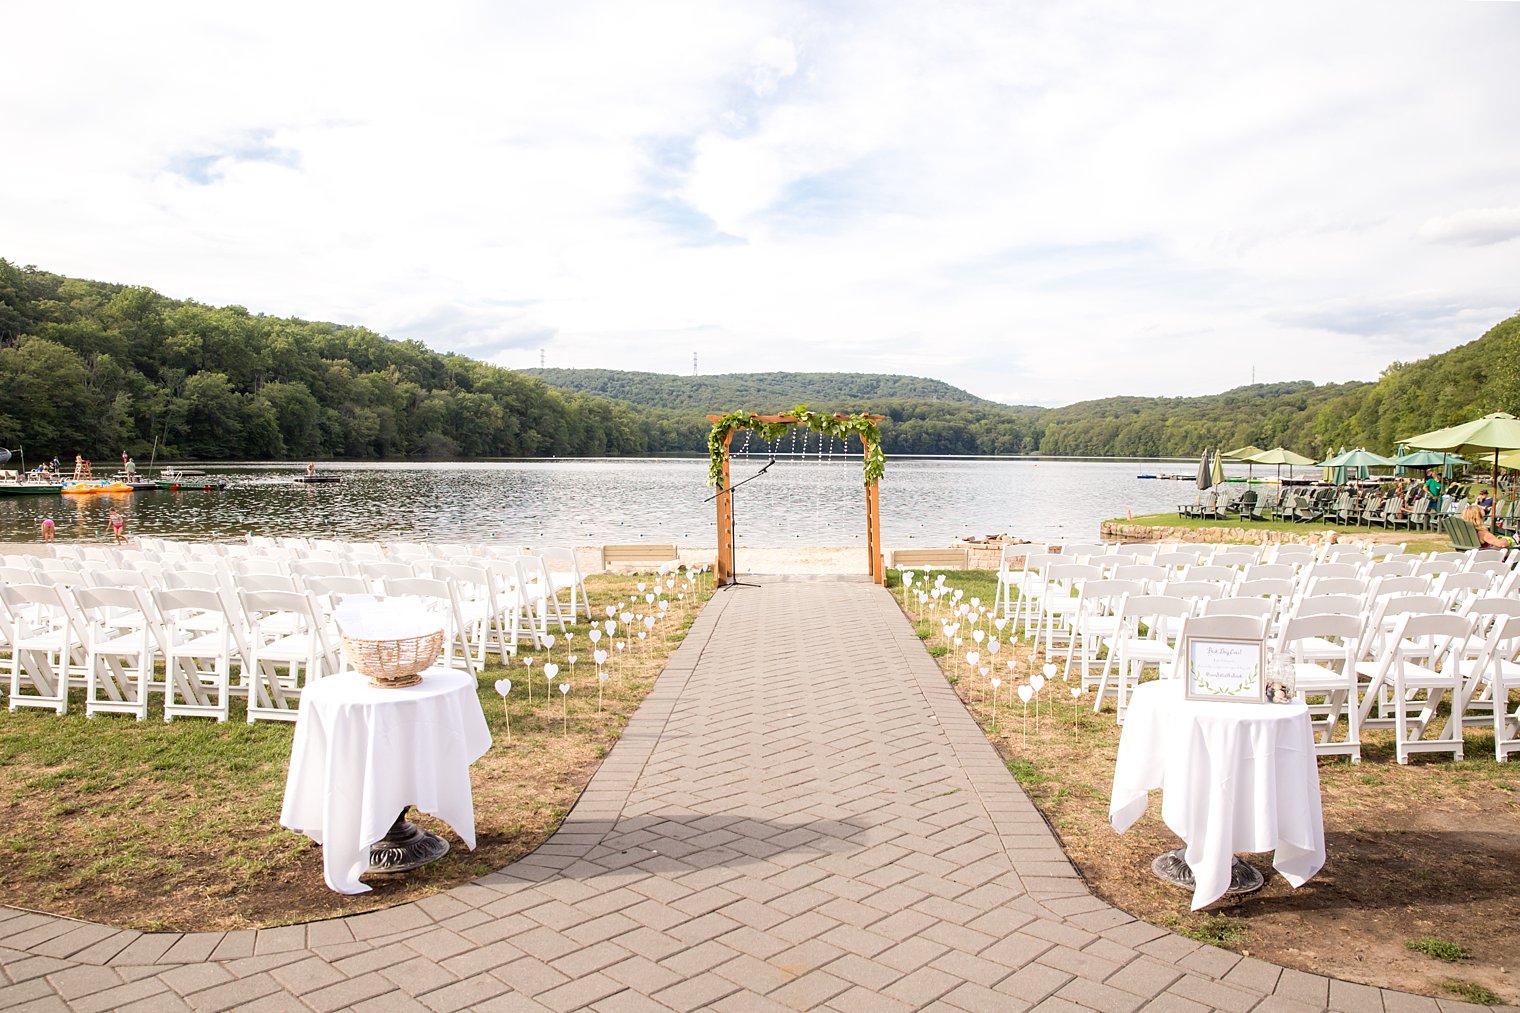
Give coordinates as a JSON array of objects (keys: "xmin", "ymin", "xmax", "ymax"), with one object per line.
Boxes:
[{"xmin": 5, "ymin": 1, "xmax": 1518, "ymax": 407}]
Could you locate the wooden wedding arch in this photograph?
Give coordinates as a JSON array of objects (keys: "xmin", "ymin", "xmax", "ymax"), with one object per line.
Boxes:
[{"xmin": 706, "ymin": 408, "xmax": 886, "ymax": 586}]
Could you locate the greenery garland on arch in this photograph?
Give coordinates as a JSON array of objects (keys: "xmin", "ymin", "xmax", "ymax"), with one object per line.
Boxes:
[{"xmin": 707, "ymin": 405, "xmax": 886, "ymax": 490}]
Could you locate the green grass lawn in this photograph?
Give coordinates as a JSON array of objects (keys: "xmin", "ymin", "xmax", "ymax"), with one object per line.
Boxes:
[{"xmin": 1117, "ymin": 512, "xmax": 1449, "ymax": 554}]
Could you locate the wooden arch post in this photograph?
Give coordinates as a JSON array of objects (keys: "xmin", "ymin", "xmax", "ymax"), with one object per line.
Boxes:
[{"xmin": 708, "ymin": 413, "xmax": 885, "ymax": 586}]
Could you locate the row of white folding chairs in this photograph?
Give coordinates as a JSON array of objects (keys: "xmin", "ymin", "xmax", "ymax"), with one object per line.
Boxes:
[
  {"xmin": 1081, "ymin": 590, "xmax": 1520, "ymax": 762},
  {"xmin": 10, "ymin": 543, "xmax": 592, "ymax": 630},
  {"xmin": 1042, "ymin": 563, "xmax": 1518, "ymax": 669},
  {"xmin": 3, "ymin": 554, "xmax": 573, "ymax": 675},
  {"xmin": 1009, "ymin": 546, "xmax": 1514, "ymax": 642},
  {"xmin": 1, "ymin": 581, "xmax": 346, "ymax": 723}
]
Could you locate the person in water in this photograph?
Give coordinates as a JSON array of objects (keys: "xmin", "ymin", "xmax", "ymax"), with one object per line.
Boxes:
[
  {"xmin": 40, "ymin": 516, "xmax": 55, "ymax": 543},
  {"xmin": 109, "ymin": 508, "xmax": 126, "ymax": 544}
]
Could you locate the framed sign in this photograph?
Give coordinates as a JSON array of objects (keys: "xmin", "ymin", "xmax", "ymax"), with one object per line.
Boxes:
[{"xmin": 1183, "ymin": 636, "xmax": 1265, "ymax": 703}]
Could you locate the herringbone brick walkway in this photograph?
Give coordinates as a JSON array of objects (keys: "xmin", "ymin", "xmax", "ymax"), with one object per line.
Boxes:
[{"xmin": 0, "ymin": 579, "xmax": 1493, "ymax": 1011}]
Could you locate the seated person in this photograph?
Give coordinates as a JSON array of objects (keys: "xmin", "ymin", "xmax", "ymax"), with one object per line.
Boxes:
[
  {"xmin": 1461, "ymin": 502, "xmax": 1513, "ymax": 548},
  {"xmin": 1476, "ymin": 488, "xmax": 1496, "ymax": 517}
]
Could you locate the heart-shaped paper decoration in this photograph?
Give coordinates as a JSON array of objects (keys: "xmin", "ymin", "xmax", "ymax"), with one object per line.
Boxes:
[
  {"xmin": 991, "ymin": 677, "xmax": 1002, "ymax": 689},
  {"xmin": 559, "ymin": 683, "xmax": 569, "ymax": 695},
  {"xmin": 594, "ymin": 649, "xmax": 608, "ymax": 664},
  {"xmin": 616, "ymin": 641, "xmax": 626, "ymax": 650},
  {"xmin": 543, "ymin": 662, "xmax": 560, "ymax": 679},
  {"xmin": 966, "ymin": 651, "xmax": 980, "ymax": 666},
  {"xmin": 658, "ymin": 600, "xmax": 668, "ymax": 612},
  {"xmin": 1018, "ymin": 685, "xmax": 1034, "ymax": 703},
  {"xmin": 994, "ymin": 618, "xmax": 1008, "ymax": 631},
  {"xmin": 637, "ymin": 582, "xmax": 647, "ymax": 593},
  {"xmin": 598, "ymin": 672, "xmax": 608, "ymax": 682},
  {"xmin": 1070, "ymin": 687, "xmax": 1082, "ymax": 699},
  {"xmin": 494, "ymin": 678, "xmax": 512, "ymax": 696},
  {"xmin": 643, "ymin": 616, "xmax": 655, "ymax": 629},
  {"xmin": 645, "ymin": 593, "xmax": 655, "ymax": 604},
  {"xmin": 523, "ymin": 656, "xmax": 536, "ymax": 667},
  {"xmin": 970, "ymin": 597, "xmax": 980, "ymax": 608},
  {"xmin": 567, "ymin": 654, "xmax": 578, "ymax": 665},
  {"xmin": 988, "ymin": 641, "xmax": 1001, "ymax": 655},
  {"xmin": 621, "ymin": 611, "xmax": 633, "ymax": 624},
  {"xmin": 1030, "ymin": 674, "xmax": 1046, "ymax": 692},
  {"xmin": 565, "ymin": 632, "xmax": 575, "ymax": 642},
  {"xmin": 972, "ymin": 630, "xmax": 985, "ymax": 644},
  {"xmin": 605, "ymin": 620, "xmax": 617, "ymax": 635},
  {"xmin": 589, "ymin": 629, "xmax": 602, "ymax": 643},
  {"xmin": 978, "ymin": 666, "xmax": 989, "ymax": 678},
  {"xmin": 1042, "ymin": 662, "xmax": 1057, "ymax": 679},
  {"xmin": 542, "ymin": 634, "xmax": 556, "ymax": 649},
  {"xmin": 606, "ymin": 605, "xmax": 617, "ymax": 618}
]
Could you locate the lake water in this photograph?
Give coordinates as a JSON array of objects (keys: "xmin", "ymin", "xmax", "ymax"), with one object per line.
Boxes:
[{"xmin": 0, "ymin": 457, "xmax": 1258, "ymax": 547}]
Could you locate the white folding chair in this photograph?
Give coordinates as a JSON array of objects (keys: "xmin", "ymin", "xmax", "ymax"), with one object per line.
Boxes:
[
  {"xmin": 1277, "ymin": 612, "xmax": 1363, "ymax": 762},
  {"xmin": 3, "ymin": 582, "xmax": 86, "ymax": 714},
  {"xmin": 380, "ymin": 576, "xmax": 475, "ymax": 673},
  {"xmin": 154, "ymin": 587, "xmax": 248, "ymax": 722},
  {"xmin": 1462, "ymin": 614, "xmax": 1520, "ymax": 762},
  {"xmin": 534, "ymin": 547, "xmax": 592, "ymax": 621},
  {"xmin": 1031, "ymin": 563, "xmax": 1101, "ymax": 662},
  {"xmin": 1061, "ymin": 578, "xmax": 1145, "ymax": 687},
  {"xmin": 1096, "ymin": 594, "xmax": 1194, "ymax": 721},
  {"xmin": 1356, "ymin": 612, "xmax": 1475, "ymax": 763},
  {"xmin": 240, "ymin": 589, "xmax": 336, "ymax": 723},
  {"xmin": 432, "ymin": 562, "xmax": 514, "ymax": 664},
  {"xmin": 76, "ymin": 585, "xmax": 164, "ymax": 722}
]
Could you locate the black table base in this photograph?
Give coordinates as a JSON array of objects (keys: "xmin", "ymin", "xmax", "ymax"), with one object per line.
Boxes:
[
  {"xmin": 367, "ymin": 807, "xmax": 449, "ymax": 874},
  {"xmin": 1151, "ymin": 848, "xmax": 1265, "ymax": 897}
]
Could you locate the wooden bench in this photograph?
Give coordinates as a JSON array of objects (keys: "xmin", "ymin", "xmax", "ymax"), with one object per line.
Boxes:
[
  {"xmin": 600, "ymin": 543, "xmax": 680, "ymax": 571},
  {"xmin": 890, "ymin": 547, "xmax": 970, "ymax": 570}
]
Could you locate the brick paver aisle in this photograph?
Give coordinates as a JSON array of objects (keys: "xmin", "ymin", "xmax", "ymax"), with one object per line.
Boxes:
[{"xmin": 0, "ymin": 579, "xmax": 1475, "ymax": 1011}]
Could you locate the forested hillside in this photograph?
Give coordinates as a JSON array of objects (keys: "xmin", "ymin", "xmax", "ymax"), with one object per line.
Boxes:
[
  {"xmin": 0, "ymin": 260, "xmax": 705, "ymax": 461},
  {"xmin": 520, "ymin": 369, "xmax": 1004, "ymax": 410},
  {"xmin": 2, "ymin": 258, "xmax": 1515, "ymax": 462}
]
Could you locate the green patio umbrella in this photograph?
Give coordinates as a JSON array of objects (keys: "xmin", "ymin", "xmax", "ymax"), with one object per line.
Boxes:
[
  {"xmin": 1392, "ymin": 449, "xmax": 1469, "ymax": 479},
  {"xmin": 1403, "ymin": 412, "xmax": 1520, "ymax": 490},
  {"xmin": 1247, "ymin": 447, "xmax": 1315, "ymax": 485},
  {"xmin": 1210, "ymin": 449, "xmax": 1225, "ymax": 489},
  {"xmin": 1224, "ymin": 444, "xmax": 1267, "ymax": 483},
  {"xmin": 1318, "ymin": 448, "xmax": 1395, "ymax": 483}
]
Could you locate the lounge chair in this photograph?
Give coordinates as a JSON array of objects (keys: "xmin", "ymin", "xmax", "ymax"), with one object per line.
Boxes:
[{"xmin": 1438, "ymin": 515, "xmax": 1482, "ymax": 552}]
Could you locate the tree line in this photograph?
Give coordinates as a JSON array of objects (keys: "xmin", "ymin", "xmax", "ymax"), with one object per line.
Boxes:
[{"xmin": 2, "ymin": 258, "xmax": 1515, "ymax": 463}]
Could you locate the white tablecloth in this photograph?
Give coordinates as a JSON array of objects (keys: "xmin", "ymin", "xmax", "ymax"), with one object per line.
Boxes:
[
  {"xmin": 280, "ymin": 667, "xmax": 492, "ymax": 894},
  {"xmin": 1109, "ymin": 680, "xmax": 1325, "ymax": 910}
]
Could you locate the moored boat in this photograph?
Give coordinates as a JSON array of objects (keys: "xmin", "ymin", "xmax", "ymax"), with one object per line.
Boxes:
[{"xmin": 0, "ymin": 477, "xmax": 65, "ymax": 495}]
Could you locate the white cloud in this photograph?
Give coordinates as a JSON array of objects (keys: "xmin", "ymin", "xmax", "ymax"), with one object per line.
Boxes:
[
  {"xmin": 2, "ymin": 0, "xmax": 1518, "ymax": 407},
  {"xmin": 1416, "ymin": 207, "xmax": 1520, "ymax": 247}
]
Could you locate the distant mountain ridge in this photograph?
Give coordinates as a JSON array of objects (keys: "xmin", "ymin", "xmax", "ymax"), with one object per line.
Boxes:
[{"xmin": 519, "ymin": 368, "xmax": 1008, "ymax": 412}]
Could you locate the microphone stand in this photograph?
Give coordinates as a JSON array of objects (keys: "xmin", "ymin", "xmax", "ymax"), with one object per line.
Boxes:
[{"xmin": 705, "ymin": 457, "xmax": 774, "ymax": 589}]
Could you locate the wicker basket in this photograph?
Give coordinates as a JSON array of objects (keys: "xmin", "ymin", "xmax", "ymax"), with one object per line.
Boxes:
[{"xmin": 342, "ymin": 630, "xmax": 444, "ymax": 688}]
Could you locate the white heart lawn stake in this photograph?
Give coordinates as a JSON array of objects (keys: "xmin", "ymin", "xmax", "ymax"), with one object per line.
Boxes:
[
  {"xmin": 559, "ymin": 682, "xmax": 570, "ymax": 732},
  {"xmin": 543, "ymin": 662, "xmax": 559, "ymax": 680},
  {"xmin": 605, "ymin": 620, "xmax": 617, "ymax": 635},
  {"xmin": 594, "ymin": 649, "xmax": 608, "ymax": 665},
  {"xmin": 1030, "ymin": 673, "xmax": 1046, "ymax": 692},
  {"xmin": 589, "ymin": 629, "xmax": 602, "ymax": 644},
  {"xmin": 972, "ymin": 629, "xmax": 985, "ymax": 644},
  {"xmin": 637, "ymin": 582, "xmax": 646, "ymax": 593},
  {"xmin": 494, "ymin": 678, "xmax": 513, "ymax": 739},
  {"xmin": 606, "ymin": 605, "xmax": 616, "ymax": 618},
  {"xmin": 542, "ymin": 634, "xmax": 556, "ymax": 650},
  {"xmin": 1017, "ymin": 683, "xmax": 1033, "ymax": 745}
]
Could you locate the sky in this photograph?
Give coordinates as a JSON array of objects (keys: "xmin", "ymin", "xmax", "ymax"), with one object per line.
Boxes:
[{"xmin": 4, "ymin": 1, "xmax": 1519, "ymax": 408}]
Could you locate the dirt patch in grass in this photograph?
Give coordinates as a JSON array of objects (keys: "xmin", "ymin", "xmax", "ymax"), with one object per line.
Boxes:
[
  {"xmin": 896, "ymin": 570, "xmax": 1520, "ymax": 1004},
  {"xmin": 0, "ymin": 572, "xmax": 709, "ymax": 932}
]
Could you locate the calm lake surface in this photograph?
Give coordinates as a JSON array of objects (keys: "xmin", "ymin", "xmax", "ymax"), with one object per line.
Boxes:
[{"xmin": 0, "ymin": 458, "xmax": 1257, "ymax": 547}]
